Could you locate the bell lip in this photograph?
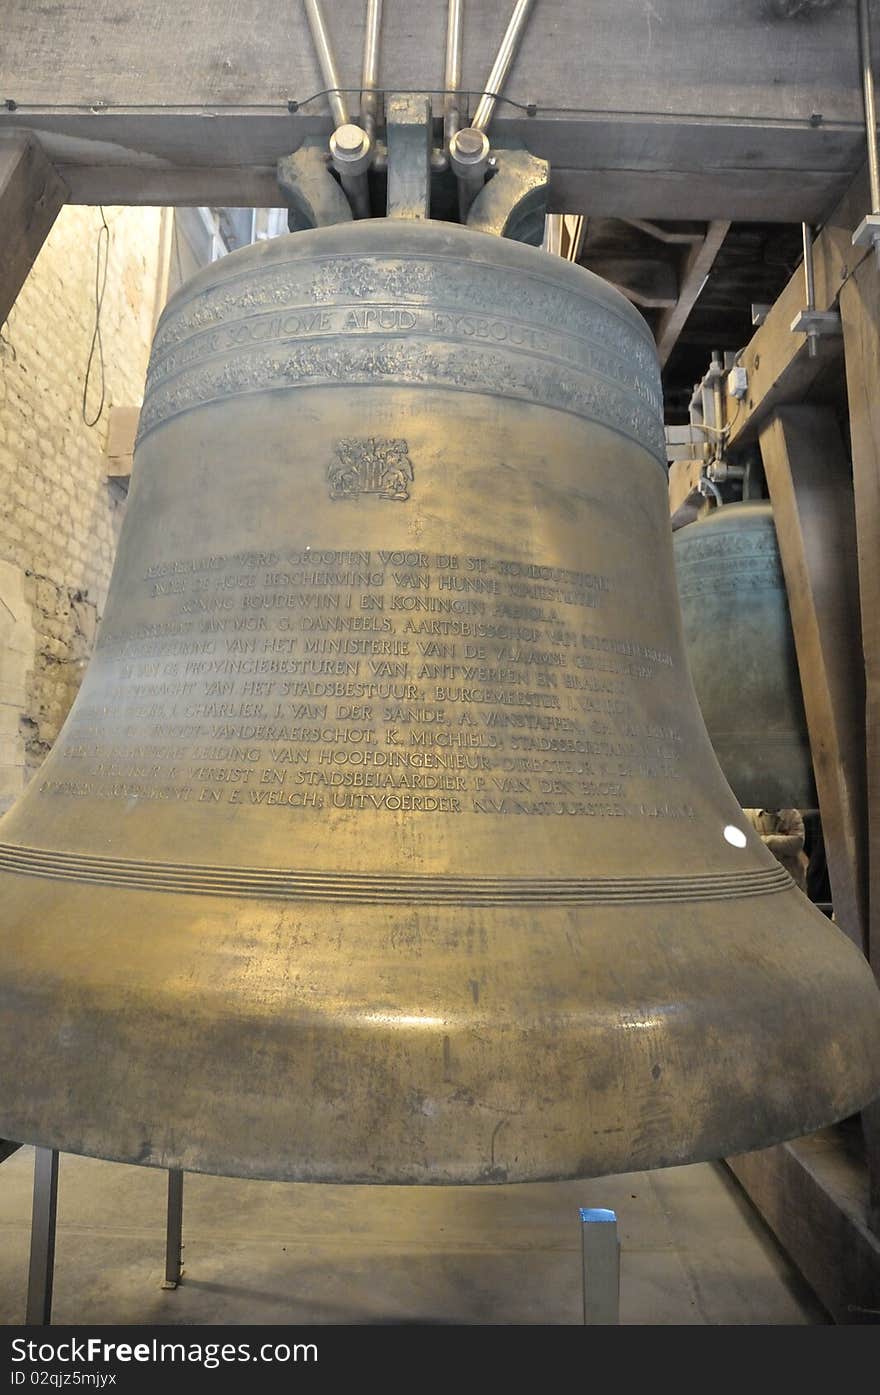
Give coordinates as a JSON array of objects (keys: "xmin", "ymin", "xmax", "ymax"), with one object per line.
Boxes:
[
  {"xmin": 5, "ymin": 1092, "xmax": 880, "ymax": 1187},
  {"xmin": 1, "ymin": 876, "xmax": 879, "ymax": 1187}
]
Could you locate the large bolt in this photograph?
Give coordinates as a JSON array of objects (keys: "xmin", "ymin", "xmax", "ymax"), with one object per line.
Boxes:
[
  {"xmin": 329, "ymin": 123, "xmax": 372, "ymax": 176},
  {"xmin": 451, "ymin": 128, "xmax": 489, "ymax": 165},
  {"xmin": 333, "ymin": 124, "xmax": 367, "ymax": 159}
]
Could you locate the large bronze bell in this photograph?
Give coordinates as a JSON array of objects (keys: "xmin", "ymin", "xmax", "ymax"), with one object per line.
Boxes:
[
  {"xmin": 0, "ymin": 222, "xmax": 878, "ymax": 1183},
  {"xmin": 674, "ymin": 500, "xmax": 814, "ymax": 809}
]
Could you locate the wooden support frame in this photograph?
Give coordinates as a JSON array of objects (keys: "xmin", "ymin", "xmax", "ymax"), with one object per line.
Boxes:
[
  {"xmin": 0, "ymin": 136, "xmax": 67, "ymax": 327},
  {"xmin": 725, "ymin": 170, "xmax": 871, "ymax": 451},
  {"xmin": 758, "ymin": 406, "xmax": 868, "ymax": 952},
  {"xmin": 727, "ymin": 1131, "xmax": 880, "ymax": 1325},
  {"xmin": 841, "ymin": 259, "xmax": 880, "ymax": 978},
  {"xmin": 0, "ymin": 0, "xmax": 871, "ymax": 221},
  {"xmin": 656, "ymin": 220, "xmax": 731, "ymax": 367}
]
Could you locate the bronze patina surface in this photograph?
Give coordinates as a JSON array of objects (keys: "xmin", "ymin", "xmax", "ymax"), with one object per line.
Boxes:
[
  {"xmin": 674, "ymin": 501, "xmax": 815, "ymax": 809},
  {"xmin": 0, "ymin": 221, "xmax": 877, "ymax": 1182}
]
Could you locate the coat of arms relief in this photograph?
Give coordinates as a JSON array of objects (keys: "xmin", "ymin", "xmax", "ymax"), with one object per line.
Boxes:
[{"xmin": 328, "ymin": 438, "xmax": 414, "ymax": 501}]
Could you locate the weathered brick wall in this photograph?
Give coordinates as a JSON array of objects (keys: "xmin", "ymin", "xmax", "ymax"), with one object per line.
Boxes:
[{"xmin": 0, "ymin": 205, "xmax": 164, "ymax": 812}]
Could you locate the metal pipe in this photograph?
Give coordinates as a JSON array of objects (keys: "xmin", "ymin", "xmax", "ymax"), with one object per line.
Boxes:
[
  {"xmin": 858, "ymin": 0, "xmax": 880, "ymax": 215},
  {"xmin": 304, "ymin": 0, "xmax": 350, "ymax": 128},
  {"xmin": 444, "ymin": 0, "xmax": 464, "ymax": 146},
  {"xmin": 361, "ymin": 0, "xmax": 383, "ymax": 141},
  {"xmin": 711, "ymin": 351, "xmax": 724, "ymax": 456},
  {"xmin": 472, "ymin": 0, "xmax": 535, "ymax": 134}
]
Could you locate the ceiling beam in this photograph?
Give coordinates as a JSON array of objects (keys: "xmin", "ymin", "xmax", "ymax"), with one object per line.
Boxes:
[{"xmin": 655, "ymin": 221, "xmax": 730, "ymax": 367}]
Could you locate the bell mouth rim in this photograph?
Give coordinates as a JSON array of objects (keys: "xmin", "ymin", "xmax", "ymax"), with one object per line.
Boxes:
[{"xmin": 1, "ymin": 871, "xmax": 878, "ymax": 1186}]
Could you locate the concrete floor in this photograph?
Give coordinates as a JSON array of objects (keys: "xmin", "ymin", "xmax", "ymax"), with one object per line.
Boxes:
[{"xmin": 0, "ymin": 1148, "xmax": 826, "ymax": 1325}]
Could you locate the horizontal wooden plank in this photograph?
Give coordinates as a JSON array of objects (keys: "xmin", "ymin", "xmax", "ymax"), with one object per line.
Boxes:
[
  {"xmin": 726, "ymin": 167, "xmax": 872, "ymax": 448},
  {"xmin": 0, "ymin": 1, "xmax": 872, "ymax": 220},
  {"xmin": 0, "ymin": 0, "xmax": 870, "ymax": 122},
  {"xmin": 53, "ymin": 158, "xmax": 856, "ymax": 221}
]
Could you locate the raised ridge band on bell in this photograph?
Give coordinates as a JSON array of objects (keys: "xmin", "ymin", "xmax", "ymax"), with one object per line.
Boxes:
[
  {"xmin": 0, "ymin": 842, "xmax": 792, "ymax": 904},
  {"xmin": 138, "ymin": 233, "xmax": 666, "ymax": 461}
]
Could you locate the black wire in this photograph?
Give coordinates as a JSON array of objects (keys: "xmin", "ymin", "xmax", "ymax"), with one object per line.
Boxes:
[
  {"xmin": 172, "ymin": 214, "xmax": 184, "ymax": 289},
  {"xmin": 82, "ymin": 206, "xmax": 109, "ymax": 428}
]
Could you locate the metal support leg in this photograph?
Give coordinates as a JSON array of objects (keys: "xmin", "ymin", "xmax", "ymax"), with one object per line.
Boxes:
[
  {"xmin": 162, "ymin": 1168, "xmax": 184, "ymax": 1290},
  {"xmin": 580, "ymin": 1206, "xmax": 620, "ymax": 1325},
  {"xmin": 26, "ymin": 1148, "xmax": 59, "ymax": 1326}
]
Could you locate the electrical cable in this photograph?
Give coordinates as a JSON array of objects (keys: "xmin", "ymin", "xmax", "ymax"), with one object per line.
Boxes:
[{"xmin": 82, "ymin": 206, "xmax": 109, "ymax": 428}]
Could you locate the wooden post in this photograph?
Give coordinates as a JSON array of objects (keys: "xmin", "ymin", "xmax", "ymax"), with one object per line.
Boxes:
[
  {"xmin": 840, "ymin": 254, "xmax": 880, "ymax": 1235},
  {"xmin": 0, "ymin": 137, "xmax": 67, "ymax": 328},
  {"xmin": 758, "ymin": 406, "xmax": 868, "ymax": 953}
]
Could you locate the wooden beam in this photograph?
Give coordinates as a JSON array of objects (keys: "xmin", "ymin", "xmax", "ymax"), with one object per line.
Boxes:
[
  {"xmin": 840, "ymin": 256, "xmax": 880, "ymax": 1238},
  {"xmin": 727, "ymin": 1130, "xmax": 880, "ymax": 1325},
  {"xmin": 0, "ymin": 137, "xmax": 67, "ymax": 327},
  {"xmin": 583, "ymin": 256, "xmax": 678, "ymax": 309},
  {"xmin": 726, "ymin": 169, "xmax": 871, "ymax": 449},
  {"xmin": 841, "ymin": 258, "xmax": 880, "ymax": 976},
  {"xmin": 0, "ymin": 0, "xmax": 868, "ymax": 128},
  {"xmin": 57, "ymin": 162, "xmax": 282, "ymax": 208},
  {"xmin": 656, "ymin": 220, "xmax": 730, "ymax": 366},
  {"xmin": 0, "ymin": 0, "xmax": 872, "ymax": 220},
  {"xmin": 758, "ymin": 406, "xmax": 868, "ymax": 953}
]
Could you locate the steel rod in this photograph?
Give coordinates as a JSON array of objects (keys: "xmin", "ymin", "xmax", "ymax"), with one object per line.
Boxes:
[
  {"xmin": 802, "ymin": 223, "xmax": 816, "ymax": 310},
  {"xmin": 303, "ymin": 0, "xmax": 350, "ymax": 129},
  {"xmin": 162, "ymin": 1168, "xmax": 184, "ymax": 1289},
  {"xmin": 472, "ymin": 0, "xmax": 535, "ymax": 134},
  {"xmin": 859, "ymin": 0, "xmax": 880, "ymax": 214},
  {"xmin": 444, "ymin": 0, "xmax": 464, "ymax": 145},
  {"xmin": 360, "ymin": 0, "xmax": 383, "ymax": 139},
  {"xmin": 26, "ymin": 1148, "xmax": 59, "ymax": 1326},
  {"xmin": 802, "ymin": 223, "xmax": 818, "ymax": 358}
]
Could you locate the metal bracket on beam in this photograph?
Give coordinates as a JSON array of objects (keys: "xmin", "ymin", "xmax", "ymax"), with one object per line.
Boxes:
[
  {"xmin": 385, "ymin": 94, "xmax": 431, "ymax": 220},
  {"xmin": 466, "ymin": 145, "xmax": 549, "ymax": 242},
  {"xmin": 277, "ymin": 139, "xmax": 353, "ymax": 230},
  {"xmin": 790, "ymin": 309, "xmax": 842, "ymax": 336},
  {"xmin": 852, "ymin": 212, "xmax": 880, "ymax": 251}
]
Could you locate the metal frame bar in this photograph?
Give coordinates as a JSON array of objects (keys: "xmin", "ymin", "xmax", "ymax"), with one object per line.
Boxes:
[
  {"xmin": 303, "ymin": 0, "xmax": 350, "ymax": 128},
  {"xmin": 162, "ymin": 1169, "xmax": 185, "ymax": 1290},
  {"xmin": 25, "ymin": 1148, "xmax": 59, "ymax": 1326},
  {"xmin": 360, "ymin": 0, "xmax": 383, "ymax": 140},
  {"xmin": 472, "ymin": 0, "xmax": 536, "ymax": 135}
]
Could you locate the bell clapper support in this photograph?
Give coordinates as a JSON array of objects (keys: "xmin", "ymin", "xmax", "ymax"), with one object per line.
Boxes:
[
  {"xmin": 853, "ymin": 0, "xmax": 880, "ymax": 266},
  {"xmin": 15, "ymin": 1149, "xmax": 186, "ymax": 1320},
  {"xmin": 791, "ymin": 223, "xmax": 841, "ymax": 357},
  {"xmin": 161, "ymin": 1168, "xmax": 185, "ymax": 1290}
]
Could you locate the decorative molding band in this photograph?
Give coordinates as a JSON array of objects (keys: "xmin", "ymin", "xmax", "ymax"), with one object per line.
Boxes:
[{"xmin": 0, "ymin": 843, "xmax": 793, "ymax": 905}]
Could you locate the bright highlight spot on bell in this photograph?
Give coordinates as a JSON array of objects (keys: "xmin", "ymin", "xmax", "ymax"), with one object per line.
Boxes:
[{"xmin": 723, "ymin": 825, "xmax": 748, "ymax": 848}]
